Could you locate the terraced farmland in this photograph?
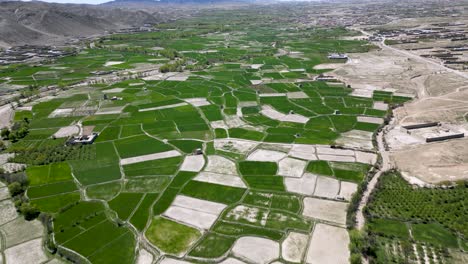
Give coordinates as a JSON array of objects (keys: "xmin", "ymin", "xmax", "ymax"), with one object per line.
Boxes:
[{"xmin": 0, "ymin": 8, "xmax": 414, "ymax": 264}]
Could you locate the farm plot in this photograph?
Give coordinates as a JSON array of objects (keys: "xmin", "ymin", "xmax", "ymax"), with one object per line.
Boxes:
[
  {"xmin": 163, "ymin": 195, "xmax": 227, "ymax": 229},
  {"xmin": 302, "ymin": 197, "xmax": 348, "ymax": 225},
  {"xmin": 145, "ymin": 217, "xmax": 201, "ymax": 256},
  {"xmin": 305, "ymin": 223, "xmax": 350, "ymax": 264},
  {"xmin": 232, "ymin": 236, "xmax": 280, "ymax": 264},
  {"xmin": 54, "ymin": 201, "xmax": 136, "ymax": 263}
]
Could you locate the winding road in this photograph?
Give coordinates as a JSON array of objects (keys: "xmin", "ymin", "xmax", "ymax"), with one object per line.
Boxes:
[{"xmin": 353, "ymin": 27, "xmax": 468, "ymax": 232}]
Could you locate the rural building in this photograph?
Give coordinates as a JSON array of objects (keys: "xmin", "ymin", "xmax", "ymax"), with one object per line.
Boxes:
[
  {"xmin": 327, "ymin": 53, "xmax": 348, "ymax": 59},
  {"xmin": 402, "ymin": 122, "xmax": 440, "ymax": 130},
  {"xmin": 67, "ymin": 133, "xmax": 98, "ymax": 145}
]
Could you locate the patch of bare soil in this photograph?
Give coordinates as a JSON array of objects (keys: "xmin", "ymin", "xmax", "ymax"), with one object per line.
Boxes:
[{"xmin": 391, "ymin": 138, "xmax": 468, "ymax": 184}]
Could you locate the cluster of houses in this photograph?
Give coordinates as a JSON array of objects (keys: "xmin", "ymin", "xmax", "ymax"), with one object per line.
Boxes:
[{"xmin": 0, "ymin": 45, "xmax": 75, "ymax": 65}]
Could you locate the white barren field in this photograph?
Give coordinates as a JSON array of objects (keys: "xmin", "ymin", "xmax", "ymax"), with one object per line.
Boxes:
[
  {"xmin": 163, "ymin": 195, "xmax": 227, "ymax": 229},
  {"xmin": 204, "ymin": 155, "xmax": 238, "ymax": 175},
  {"xmin": 306, "ymin": 223, "xmax": 350, "ymax": 264},
  {"xmin": 1, "ymin": 218, "xmax": 43, "ymax": 248},
  {"xmin": 285, "ymin": 173, "xmax": 317, "ymax": 195},
  {"xmin": 120, "ymin": 150, "xmax": 181, "ymax": 165},
  {"xmin": 0, "ymin": 200, "xmax": 18, "ymax": 225},
  {"xmin": 220, "ymin": 258, "xmax": 246, "ymax": 264},
  {"xmin": 278, "ymin": 158, "xmax": 307, "ymax": 178},
  {"xmin": 314, "ymin": 176, "xmax": 340, "ymax": 199},
  {"xmin": 232, "ymin": 236, "xmax": 279, "ymax": 264},
  {"xmin": 302, "ymin": 197, "xmax": 348, "ymax": 225},
  {"xmin": 194, "ymin": 172, "xmax": 246, "ymax": 188},
  {"xmin": 180, "ymin": 155, "xmax": 205, "ymax": 172},
  {"xmin": 136, "ymin": 248, "xmax": 153, "ymax": 264},
  {"xmin": 282, "ymin": 232, "xmax": 309, "ymax": 263},
  {"xmin": 4, "ymin": 238, "xmax": 48, "ymax": 264},
  {"xmin": 247, "ymin": 149, "xmax": 287, "ymax": 162}
]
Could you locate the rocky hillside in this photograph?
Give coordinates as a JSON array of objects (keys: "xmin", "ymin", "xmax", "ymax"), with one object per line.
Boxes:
[{"xmin": 0, "ymin": 1, "xmax": 162, "ymax": 48}]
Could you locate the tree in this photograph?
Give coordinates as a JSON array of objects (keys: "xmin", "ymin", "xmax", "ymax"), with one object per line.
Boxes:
[
  {"xmin": 8, "ymin": 182, "xmax": 23, "ymax": 196},
  {"xmin": 1, "ymin": 128, "xmax": 10, "ymax": 139},
  {"xmin": 20, "ymin": 203, "xmax": 40, "ymax": 221}
]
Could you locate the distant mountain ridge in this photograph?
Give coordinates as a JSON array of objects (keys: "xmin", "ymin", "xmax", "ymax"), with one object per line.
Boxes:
[
  {"xmin": 0, "ymin": 1, "xmax": 162, "ymax": 47},
  {"xmin": 102, "ymin": 0, "xmax": 254, "ymax": 6}
]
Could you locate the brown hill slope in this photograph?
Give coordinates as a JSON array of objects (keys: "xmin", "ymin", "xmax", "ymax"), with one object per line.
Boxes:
[{"xmin": 0, "ymin": 1, "xmax": 161, "ymax": 47}]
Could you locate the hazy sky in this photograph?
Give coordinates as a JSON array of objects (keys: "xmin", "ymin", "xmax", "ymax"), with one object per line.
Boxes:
[{"xmin": 24, "ymin": 0, "xmax": 109, "ymax": 4}]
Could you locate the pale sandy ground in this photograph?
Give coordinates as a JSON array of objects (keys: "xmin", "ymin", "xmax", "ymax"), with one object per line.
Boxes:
[
  {"xmin": 288, "ymin": 145, "xmax": 317, "ymax": 160},
  {"xmin": 250, "ymin": 64, "xmax": 264, "ymax": 69},
  {"xmin": 318, "ymin": 154, "xmax": 355, "ymax": 162},
  {"xmin": 314, "ymin": 176, "xmax": 340, "ymax": 199},
  {"xmin": 316, "ymin": 147, "xmax": 355, "ymax": 156},
  {"xmin": 53, "ymin": 125, "xmax": 79, "ymax": 138},
  {"xmin": 159, "ymin": 258, "xmax": 193, "ymax": 264},
  {"xmin": 247, "ymin": 149, "xmax": 287, "ymax": 162},
  {"xmin": 285, "ymin": 173, "xmax": 357, "ymax": 201},
  {"xmin": 261, "ymin": 105, "xmax": 309, "ymax": 124},
  {"xmin": 302, "ymin": 197, "xmax": 347, "ymax": 225},
  {"xmin": 204, "ymin": 155, "xmax": 238, "ymax": 175},
  {"xmin": 163, "ymin": 195, "xmax": 227, "ymax": 230},
  {"xmin": 104, "ymin": 61, "xmax": 124, "ymax": 67},
  {"xmin": 0, "ymin": 153, "xmax": 14, "ymax": 167},
  {"xmin": 3, "ymin": 163, "xmax": 29, "ymax": 173},
  {"xmin": 220, "ymin": 258, "xmax": 246, "ymax": 264},
  {"xmin": 0, "ymin": 187, "xmax": 10, "ymax": 201},
  {"xmin": 281, "ymin": 232, "xmax": 309, "ymax": 263},
  {"xmin": 120, "ymin": 150, "xmax": 181, "ymax": 165},
  {"xmin": 333, "ymin": 39, "xmax": 468, "ymax": 184},
  {"xmin": 183, "ymin": 98, "xmax": 211, "ymax": 107},
  {"xmin": 214, "ymin": 139, "xmax": 258, "ymax": 154},
  {"xmin": 138, "ymin": 103, "xmax": 188, "ymax": 112},
  {"xmin": 48, "ymin": 108, "xmax": 73, "ymax": 118},
  {"xmin": 0, "ymin": 200, "xmax": 18, "ymax": 225},
  {"xmin": 102, "ymin": 88, "xmax": 125, "ymax": 93},
  {"xmin": 357, "ymin": 116, "xmax": 384, "ymax": 124},
  {"xmin": 210, "ymin": 120, "xmax": 229, "ymax": 129},
  {"xmin": 225, "ymin": 115, "xmax": 250, "ymax": 129},
  {"xmin": 194, "ymin": 172, "xmax": 246, "ymax": 188},
  {"xmin": 339, "ymin": 181, "xmax": 358, "ymax": 201},
  {"xmin": 391, "ymin": 138, "xmax": 468, "ymax": 184},
  {"xmin": 94, "ymin": 106, "xmax": 125, "ymax": 115},
  {"xmin": 287, "ymin": 91, "xmax": 308, "ymax": 99},
  {"xmin": 259, "ymin": 93, "xmax": 286, "ymax": 97},
  {"xmin": 305, "ymin": 224, "xmax": 350, "ymax": 264},
  {"xmin": 4, "ymin": 238, "xmax": 48, "ymax": 264},
  {"xmin": 278, "ymin": 158, "xmax": 307, "ymax": 178},
  {"xmin": 373, "ymin": 101, "xmax": 388, "ymax": 111},
  {"xmin": 180, "ymin": 155, "xmax": 205, "ymax": 172},
  {"xmin": 313, "ymin": 63, "xmax": 345, "ymax": 70},
  {"xmin": 336, "ymin": 130, "xmax": 374, "ymax": 150},
  {"xmin": 136, "ymin": 249, "xmax": 153, "ymax": 264},
  {"xmin": 285, "ymin": 173, "xmax": 317, "ymax": 195},
  {"xmin": 232, "ymin": 236, "xmax": 280, "ymax": 264},
  {"xmin": 167, "ymin": 75, "xmax": 189, "ymax": 81},
  {"xmin": 0, "ymin": 104, "xmax": 13, "ymax": 129},
  {"xmin": 355, "ymin": 151, "xmax": 378, "ymax": 164},
  {"xmin": 1, "ymin": 218, "xmax": 44, "ymax": 248},
  {"xmin": 250, "ymin": 80, "xmax": 263, "ymax": 85}
]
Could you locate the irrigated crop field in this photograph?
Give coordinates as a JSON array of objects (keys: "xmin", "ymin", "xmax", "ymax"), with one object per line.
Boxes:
[
  {"xmin": 0, "ymin": 8, "xmax": 415, "ymax": 264},
  {"xmin": 364, "ymin": 172, "xmax": 468, "ymax": 264}
]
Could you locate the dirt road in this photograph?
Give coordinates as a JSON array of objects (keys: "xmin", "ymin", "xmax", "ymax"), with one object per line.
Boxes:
[{"xmin": 356, "ymin": 130, "xmax": 391, "ymax": 230}]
